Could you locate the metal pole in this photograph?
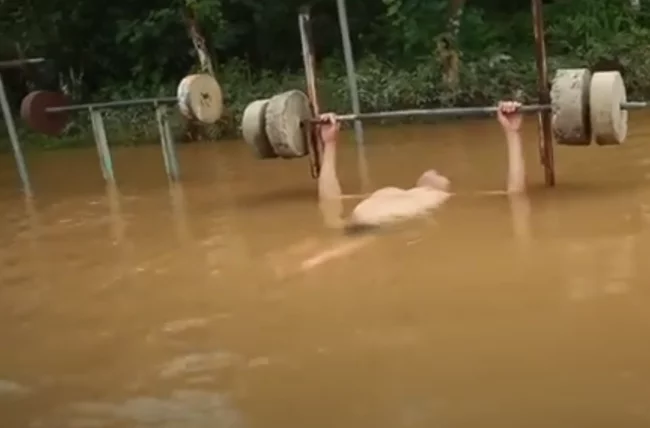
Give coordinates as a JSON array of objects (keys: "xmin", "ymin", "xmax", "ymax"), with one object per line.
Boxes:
[
  {"xmin": 47, "ymin": 96, "xmax": 177, "ymax": 113},
  {"xmin": 531, "ymin": 0, "xmax": 555, "ymax": 187},
  {"xmin": 335, "ymin": 0, "xmax": 371, "ymax": 191},
  {"xmin": 307, "ymin": 100, "xmax": 644, "ymax": 123},
  {"xmin": 309, "ymin": 104, "xmax": 552, "ymax": 123},
  {"xmin": 0, "ymin": 73, "xmax": 32, "ymax": 196},
  {"xmin": 89, "ymin": 108, "xmax": 115, "ymax": 183},
  {"xmin": 298, "ymin": 7, "xmax": 322, "ymax": 179},
  {"xmin": 106, "ymin": 182, "xmax": 125, "ymax": 246},
  {"xmin": 155, "ymin": 103, "xmax": 180, "ymax": 181}
]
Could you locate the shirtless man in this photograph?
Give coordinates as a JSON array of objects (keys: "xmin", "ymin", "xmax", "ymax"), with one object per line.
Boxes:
[
  {"xmin": 267, "ymin": 101, "xmax": 530, "ymax": 276},
  {"xmin": 317, "ymin": 101, "xmax": 527, "ymax": 232}
]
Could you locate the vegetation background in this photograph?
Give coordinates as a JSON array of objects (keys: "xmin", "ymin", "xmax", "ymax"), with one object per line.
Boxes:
[{"xmin": 0, "ymin": 0, "xmax": 648, "ymax": 149}]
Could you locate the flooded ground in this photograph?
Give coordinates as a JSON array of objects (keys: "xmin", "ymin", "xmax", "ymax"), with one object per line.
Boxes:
[{"xmin": 2, "ymin": 113, "xmax": 650, "ymax": 427}]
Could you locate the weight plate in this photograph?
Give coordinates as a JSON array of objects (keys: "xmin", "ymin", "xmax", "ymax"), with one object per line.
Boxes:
[
  {"xmin": 264, "ymin": 90, "xmax": 312, "ymax": 158},
  {"xmin": 20, "ymin": 90, "xmax": 71, "ymax": 136},
  {"xmin": 177, "ymin": 74, "xmax": 223, "ymax": 124},
  {"xmin": 550, "ymin": 68, "xmax": 592, "ymax": 146},
  {"xmin": 590, "ymin": 71, "xmax": 628, "ymax": 145},
  {"xmin": 241, "ymin": 99, "xmax": 277, "ymax": 159}
]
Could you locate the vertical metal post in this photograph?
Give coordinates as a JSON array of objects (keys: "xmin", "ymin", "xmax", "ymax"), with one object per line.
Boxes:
[
  {"xmin": 531, "ymin": 0, "xmax": 555, "ymax": 187},
  {"xmin": 0, "ymin": 73, "xmax": 32, "ymax": 196},
  {"xmin": 168, "ymin": 182, "xmax": 191, "ymax": 243},
  {"xmin": 335, "ymin": 0, "xmax": 370, "ymax": 191},
  {"xmin": 104, "ymin": 182, "xmax": 138, "ymax": 285},
  {"xmin": 155, "ymin": 103, "xmax": 180, "ymax": 181},
  {"xmin": 23, "ymin": 192, "xmax": 47, "ymax": 287},
  {"xmin": 106, "ymin": 182, "xmax": 125, "ymax": 245},
  {"xmin": 298, "ymin": 7, "xmax": 323, "ymax": 180},
  {"xmin": 89, "ymin": 108, "xmax": 115, "ymax": 183}
]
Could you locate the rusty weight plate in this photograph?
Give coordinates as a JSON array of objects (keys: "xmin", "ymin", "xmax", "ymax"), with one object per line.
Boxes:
[{"xmin": 20, "ymin": 90, "xmax": 71, "ymax": 136}]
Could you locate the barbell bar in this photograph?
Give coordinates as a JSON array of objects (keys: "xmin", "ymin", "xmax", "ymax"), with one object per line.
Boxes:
[
  {"xmin": 241, "ymin": 68, "xmax": 637, "ymax": 158},
  {"xmin": 308, "ymin": 105, "xmax": 552, "ymax": 123},
  {"xmin": 307, "ymin": 101, "xmax": 648, "ymax": 123}
]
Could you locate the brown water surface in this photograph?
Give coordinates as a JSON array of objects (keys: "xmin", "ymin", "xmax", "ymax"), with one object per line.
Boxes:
[{"xmin": 2, "ymin": 114, "xmax": 650, "ymax": 427}]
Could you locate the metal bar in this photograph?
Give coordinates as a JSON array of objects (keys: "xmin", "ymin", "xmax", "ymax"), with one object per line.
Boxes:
[
  {"xmin": 335, "ymin": 0, "xmax": 370, "ymax": 191},
  {"xmin": 0, "ymin": 58, "xmax": 45, "ymax": 69},
  {"xmin": 298, "ymin": 7, "xmax": 323, "ymax": 180},
  {"xmin": 309, "ymin": 104, "xmax": 552, "ymax": 123},
  {"xmin": 622, "ymin": 101, "xmax": 650, "ymax": 109},
  {"xmin": 531, "ymin": 0, "xmax": 555, "ymax": 187},
  {"xmin": 155, "ymin": 103, "xmax": 180, "ymax": 181},
  {"xmin": 309, "ymin": 101, "xmax": 649, "ymax": 124},
  {"xmin": 89, "ymin": 108, "xmax": 115, "ymax": 183},
  {"xmin": 47, "ymin": 97, "xmax": 176, "ymax": 113},
  {"xmin": 0, "ymin": 72, "xmax": 32, "ymax": 196}
]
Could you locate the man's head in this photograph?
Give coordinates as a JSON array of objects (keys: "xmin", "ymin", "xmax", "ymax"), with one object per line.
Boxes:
[{"xmin": 416, "ymin": 169, "xmax": 450, "ymax": 191}]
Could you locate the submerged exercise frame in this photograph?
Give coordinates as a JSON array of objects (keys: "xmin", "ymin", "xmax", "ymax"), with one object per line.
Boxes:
[
  {"xmin": 298, "ymin": 0, "xmax": 556, "ymax": 187},
  {"xmin": 0, "ymin": 59, "xmax": 180, "ymax": 197},
  {"xmin": 1, "ymin": 1, "xmax": 554, "ymax": 195}
]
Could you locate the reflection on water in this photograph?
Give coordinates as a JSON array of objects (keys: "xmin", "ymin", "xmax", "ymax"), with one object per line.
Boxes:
[
  {"xmin": 2, "ymin": 113, "xmax": 650, "ymax": 427},
  {"xmin": 68, "ymin": 390, "xmax": 242, "ymax": 428},
  {"xmin": 0, "ymin": 379, "xmax": 30, "ymax": 395}
]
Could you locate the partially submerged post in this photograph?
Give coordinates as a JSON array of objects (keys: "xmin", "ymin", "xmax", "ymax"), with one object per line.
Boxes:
[
  {"xmin": 0, "ymin": 58, "xmax": 44, "ymax": 196},
  {"xmin": 154, "ymin": 102, "xmax": 180, "ymax": 181},
  {"xmin": 298, "ymin": 6, "xmax": 323, "ymax": 179},
  {"xmin": 334, "ymin": 0, "xmax": 371, "ymax": 191},
  {"xmin": 88, "ymin": 108, "xmax": 115, "ymax": 183},
  {"xmin": 30, "ymin": 96, "xmax": 181, "ymax": 183},
  {"xmin": 531, "ymin": 0, "xmax": 556, "ymax": 186}
]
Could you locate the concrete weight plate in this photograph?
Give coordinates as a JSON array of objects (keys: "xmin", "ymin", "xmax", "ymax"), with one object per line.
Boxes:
[
  {"xmin": 177, "ymin": 74, "xmax": 223, "ymax": 124},
  {"xmin": 241, "ymin": 99, "xmax": 277, "ymax": 159},
  {"xmin": 590, "ymin": 71, "xmax": 627, "ymax": 145},
  {"xmin": 264, "ymin": 90, "xmax": 312, "ymax": 158},
  {"xmin": 20, "ymin": 90, "xmax": 71, "ymax": 136},
  {"xmin": 550, "ymin": 68, "xmax": 592, "ymax": 146}
]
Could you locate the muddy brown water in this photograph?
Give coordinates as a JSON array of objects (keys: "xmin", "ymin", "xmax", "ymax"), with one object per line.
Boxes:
[{"xmin": 2, "ymin": 113, "xmax": 650, "ymax": 427}]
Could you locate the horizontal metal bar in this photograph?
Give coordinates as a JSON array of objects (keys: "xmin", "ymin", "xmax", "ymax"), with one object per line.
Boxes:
[
  {"xmin": 0, "ymin": 58, "xmax": 45, "ymax": 69},
  {"xmin": 310, "ymin": 104, "xmax": 551, "ymax": 123},
  {"xmin": 46, "ymin": 97, "xmax": 176, "ymax": 113},
  {"xmin": 309, "ymin": 100, "xmax": 650, "ymax": 123},
  {"xmin": 621, "ymin": 101, "xmax": 649, "ymax": 110}
]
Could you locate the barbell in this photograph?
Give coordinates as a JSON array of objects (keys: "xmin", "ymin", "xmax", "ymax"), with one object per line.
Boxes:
[
  {"xmin": 20, "ymin": 74, "xmax": 223, "ymax": 136},
  {"xmin": 241, "ymin": 68, "xmax": 640, "ymax": 159}
]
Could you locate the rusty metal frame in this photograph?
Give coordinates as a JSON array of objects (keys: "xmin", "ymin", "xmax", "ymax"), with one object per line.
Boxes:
[
  {"xmin": 298, "ymin": 7, "xmax": 323, "ymax": 180},
  {"xmin": 531, "ymin": 0, "xmax": 555, "ymax": 186},
  {"xmin": 299, "ymin": 0, "xmax": 557, "ymax": 187},
  {"xmin": 299, "ymin": 4, "xmax": 371, "ymax": 190}
]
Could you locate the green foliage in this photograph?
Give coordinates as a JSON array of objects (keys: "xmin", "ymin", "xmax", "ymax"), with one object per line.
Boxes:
[
  {"xmin": 2, "ymin": 0, "xmax": 650, "ymax": 149},
  {"xmin": 545, "ymin": 0, "xmax": 650, "ymax": 59}
]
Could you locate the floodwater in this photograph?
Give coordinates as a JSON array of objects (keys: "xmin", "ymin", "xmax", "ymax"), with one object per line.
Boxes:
[{"xmin": 2, "ymin": 113, "xmax": 650, "ymax": 428}]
